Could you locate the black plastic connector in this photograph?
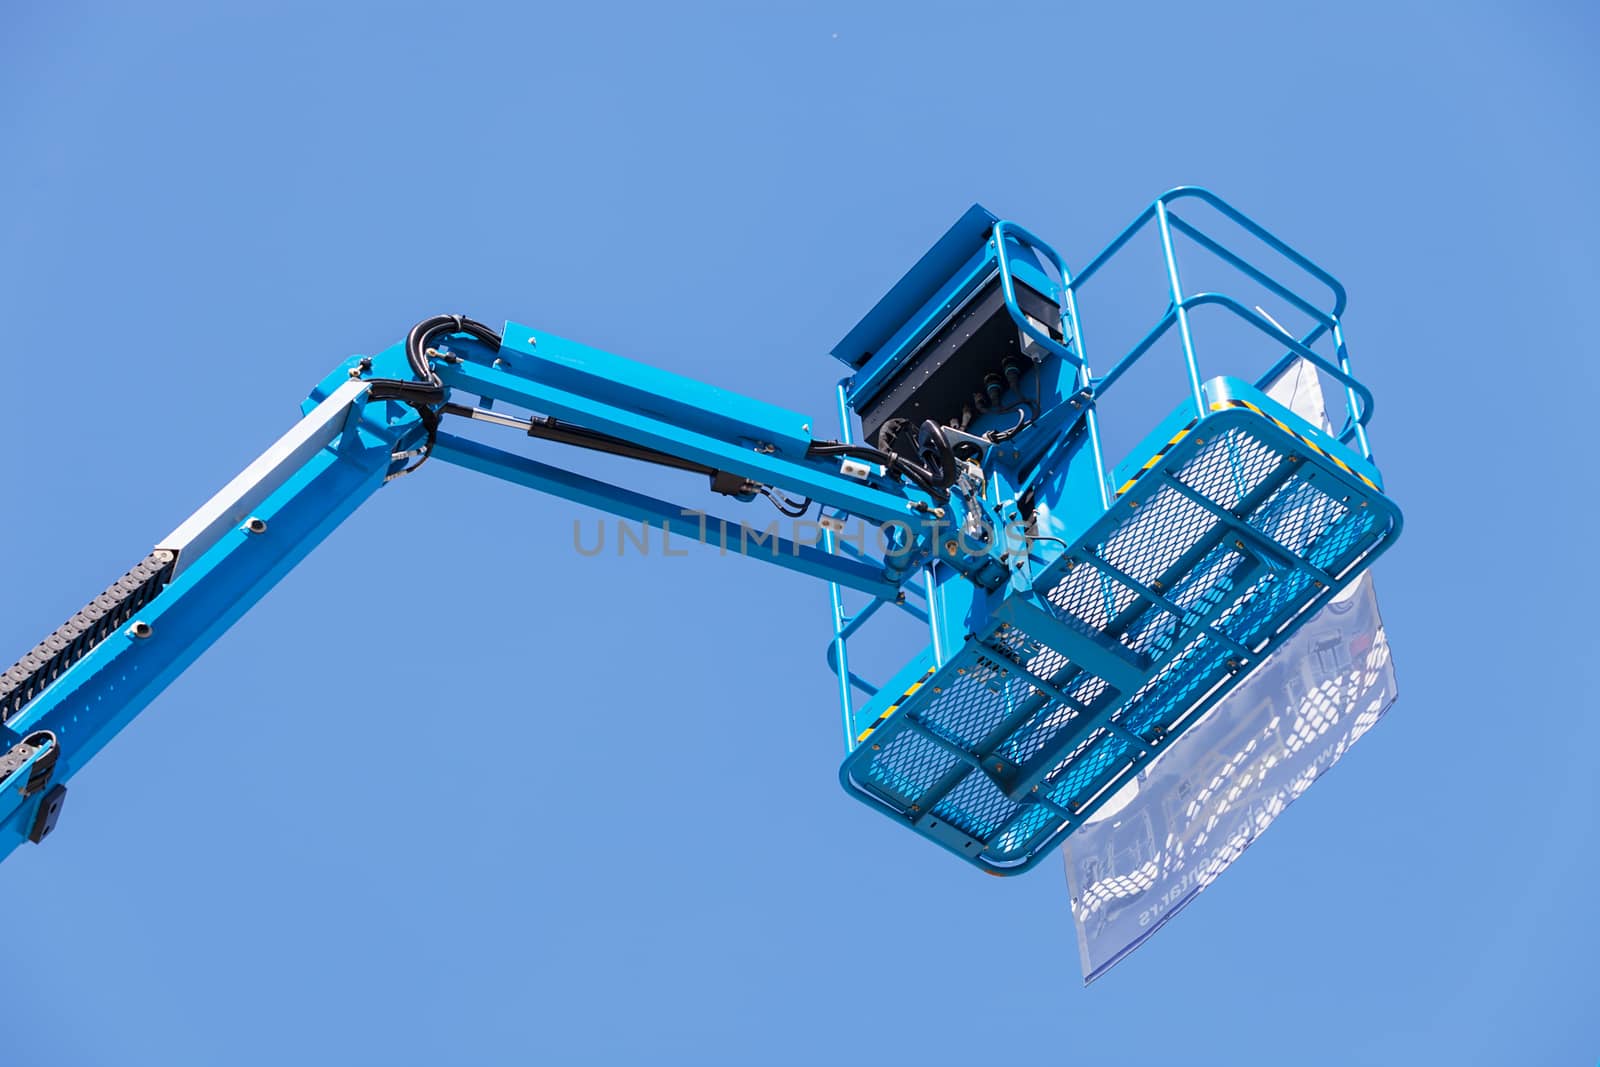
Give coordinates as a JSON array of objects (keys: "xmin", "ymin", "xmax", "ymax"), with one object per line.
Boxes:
[{"xmin": 28, "ymin": 784, "xmax": 65, "ymax": 844}]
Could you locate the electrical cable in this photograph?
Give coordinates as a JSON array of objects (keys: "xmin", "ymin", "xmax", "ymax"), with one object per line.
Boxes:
[{"xmin": 986, "ymin": 409, "xmax": 1030, "ymax": 442}]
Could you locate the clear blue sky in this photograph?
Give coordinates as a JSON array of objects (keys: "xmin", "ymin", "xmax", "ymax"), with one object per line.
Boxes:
[{"xmin": 1, "ymin": 3, "xmax": 1595, "ymax": 1064}]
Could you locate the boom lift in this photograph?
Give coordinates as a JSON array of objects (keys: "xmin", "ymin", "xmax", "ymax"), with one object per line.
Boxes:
[{"xmin": 0, "ymin": 189, "xmax": 1400, "ymax": 876}]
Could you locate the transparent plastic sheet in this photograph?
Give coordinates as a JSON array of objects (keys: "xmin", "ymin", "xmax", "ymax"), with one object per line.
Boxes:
[{"xmin": 1062, "ymin": 360, "xmax": 1398, "ymax": 983}]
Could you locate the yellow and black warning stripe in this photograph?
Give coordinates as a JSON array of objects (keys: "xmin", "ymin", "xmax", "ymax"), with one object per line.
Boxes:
[
  {"xmin": 1115, "ymin": 420, "xmax": 1198, "ymax": 497},
  {"xmin": 856, "ymin": 665, "xmax": 938, "ymax": 745},
  {"xmin": 1112, "ymin": 399, "xmax": 1380, "ymax": 498},
  {"xmin": 1209, "ymin": 399, "xmax": 1380, "ymax": 491}
]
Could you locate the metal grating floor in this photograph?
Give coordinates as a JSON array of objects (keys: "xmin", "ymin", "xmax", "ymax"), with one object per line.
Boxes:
[{"xmin": 840, "ymin": 405, "xmax": 1400, "ymax": 874}]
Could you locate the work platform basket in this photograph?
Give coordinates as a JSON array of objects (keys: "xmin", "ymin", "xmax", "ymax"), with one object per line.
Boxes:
[{"xmin": 828, "ymin": 189, "xmax": 1401, "ymax": 874}]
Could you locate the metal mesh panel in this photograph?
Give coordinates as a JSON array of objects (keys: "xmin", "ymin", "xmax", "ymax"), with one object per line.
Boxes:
[
  {"xmin": 1219, "ymin": 569, "xmax": 1313, "ymax": 646},
  {"xmin": 918, "ymin": 656, "xmax": 1038, "ymax": 750},
  {"xmin": 1040, "ymin": 563, "xmax": 1178, "ymax": 658},
  {"xmin": 1000, "ymin": 701, "xmax": 1079, "ymax": 765},
  {"xmin": 1308, "ymin": 507, "xmax": 1378, "ymax": 572},
  {"xmin": 1121, "ymin": 599, "xmax": 1181, "ymax": 658},
  {"xmin": 1250, "ymin": 477, "xmax": 1349, "ymax": 556},
  {"xmin": 1168, "ymin": 544, "xmax": 1245, "ymax": 618},
  {"xmin": 991, "ymin": 803, "xmax": 1062, "ymax": 859},
  {"xmin": 1000, "ymin": 673, "xmax": 1111, "ymax": 764},
  {"xmin": 841, "ymin": 408, "xmax": 1398, "ymax": 875},
  {"xmin": 864, "ymin": 730, "xmax": 960, "ymax": 806},
  {"xmin": 1100, "ymin": 486, "xmax": 1217, "ymax": 587},
  {"xmin": 1118, "ymin": 632, "xmax": 1232, "ymax": 740},
  {"xmin": 988, "ymin": 625, "xmax": 1071, "ymax": 686},
  {"xmin": 1176, "ymin": 427, "xmax": 1282, "ymax": 508},
  {"xmin": 1048, "ymin": 730, "xmax": 1131, "ymax": 810},
  {"xmin": 932, "ymin": 771, "xmax": 1023, "ymax": 838},
  {"xmin": 1042, "ymin": 562, "xmax": 1141, "ymax": 634}
]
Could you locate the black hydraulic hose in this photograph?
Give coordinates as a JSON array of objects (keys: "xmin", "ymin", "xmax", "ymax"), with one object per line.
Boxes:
[
  {"xmin": 807, "ymin": 422, "xmax": 955, "ymax": 504},
  {"xmin": 367, "ymin": 314, "xmax": 504, "ymax": 476}
]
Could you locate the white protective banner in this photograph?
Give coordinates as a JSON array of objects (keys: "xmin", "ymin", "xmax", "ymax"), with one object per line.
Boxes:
[{"xmin": 1062, "ymin": 362, "xmax": 1398, "ymax": 983}]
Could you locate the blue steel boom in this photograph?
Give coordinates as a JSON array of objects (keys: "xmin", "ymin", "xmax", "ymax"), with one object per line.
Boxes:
[{"xmin": 0, "ymin": 189, "xmax": 1400, "ymax": 875}]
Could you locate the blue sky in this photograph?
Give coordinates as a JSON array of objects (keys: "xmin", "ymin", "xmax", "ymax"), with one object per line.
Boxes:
[{"xmin": 1, "ymin": 3, "xmax": 1595, "ymax": 1064}]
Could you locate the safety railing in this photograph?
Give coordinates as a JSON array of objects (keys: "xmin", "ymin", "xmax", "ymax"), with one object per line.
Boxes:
[
  {"xmin": 827, "ymin": 189, "xmax": 1381, "ymax": 752},
  {"xmin": 1035, "ymin": 187, "xmax": 1375, "ymax": 459}
]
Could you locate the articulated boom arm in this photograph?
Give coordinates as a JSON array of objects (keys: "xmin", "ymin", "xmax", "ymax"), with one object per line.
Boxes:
[
  {"xmin": 0, "ymin": 315, "xmax": 944, "ymax": 861},
  {"xmin": 0, "ymin": 189, "xmax": 1402, "ymax": 875}
]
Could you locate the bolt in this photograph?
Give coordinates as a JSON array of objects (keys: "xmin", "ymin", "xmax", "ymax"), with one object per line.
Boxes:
[
  {"xmin": 871, "ymin": 743, "xmax": 880, "ymax": 751},
  {"xmin": 245, "ymin": 517, "xmax": 267, "ymax": 535},
  {"xmin": 932, "ymin": 686, "xmax": 943, "ymax": 693},
  {"xmin": 526, "ymin": 336, "xmax": 538, "ymax": 346},
  {"xmin": 944, "ymin": 539, "xmax": 959, "ymax": 556},
  {"xmin": 130, "ymin": 621, "xmax": 152, "ymax": 639},
  {"xmin": 801, "ymin": 423, "xmax": 810, "ymax": 434}
]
